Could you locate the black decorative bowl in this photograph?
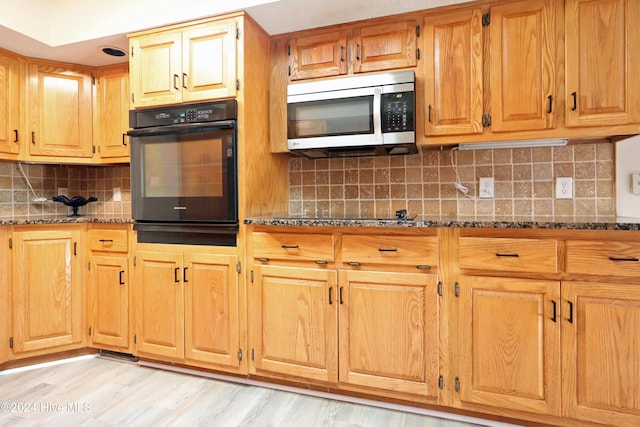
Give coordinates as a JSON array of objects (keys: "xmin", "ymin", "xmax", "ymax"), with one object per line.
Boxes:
[{"xmin": 52, "ymin": 195, "xmax": 98, "ymax": 217}]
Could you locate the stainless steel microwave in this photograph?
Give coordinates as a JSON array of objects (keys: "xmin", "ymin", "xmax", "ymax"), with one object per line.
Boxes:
[{"xmin": 287, "ymin": 70, "xmax": 417, "ymax": 158}]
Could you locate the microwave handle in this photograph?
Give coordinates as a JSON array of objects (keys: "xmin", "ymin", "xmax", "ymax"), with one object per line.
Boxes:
[{"xmin": 373, "ymin": 88, "xmax": 382, "ymax": 143}]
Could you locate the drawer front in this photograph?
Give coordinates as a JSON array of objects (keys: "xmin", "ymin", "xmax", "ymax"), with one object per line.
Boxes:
[
  {"xmin": 252, "ymin": 232, "xmax": 334, "ymax": 262},
  {"xmin": 459, "ymin": 237, "xmax": 558, "ymax": 273},
  {"xmin": 88, "ymin": 229, "xmax": 128, "ymax": 252},
  {"xmin": 566, "ymin": 240, "xmax": 640, "ymax": 277},
  {"xmin": 341, "ymin": 235, "xmax": 438, "ymax": 267}
]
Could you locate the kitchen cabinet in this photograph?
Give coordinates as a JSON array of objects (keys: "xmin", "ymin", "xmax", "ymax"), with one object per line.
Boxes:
[
  {"xmin": 423, "ymin": 0, "xmax": 558, "ymax": 138},
  {"xmin": 287, "ymin": 19, "xmax": 418, "ymax": 81},
  {"xmin": 26, "ymin": 60, "xmax": 93, "ymax": 160},
  {"xmin": 87, "ymin": 227, "xmax": 130, "ymax": 352},
  {"xmin": 93, "ymin": 64, "xmax": 130, "ymax": 162},
  {"xmin": 11, "ymin": 226, "xmax": 83, "ymax": 357},
  {"xmin": 129, "ymin": 17, "xmax": 238, "ymax": 108},
  {"xmin": 134, "ymin": 245, "xmax": 242, "ymax": 372},
  {"xmin": 0, "ymin": 227, "xmax": 10, "ymax": 365},
  {"xmin": 0, "ymin": 49, "xmax": 21, "ymax": 158},
  {"xmin": 565, "ymin": 0, "xmax": 640, "ymax": 127}
]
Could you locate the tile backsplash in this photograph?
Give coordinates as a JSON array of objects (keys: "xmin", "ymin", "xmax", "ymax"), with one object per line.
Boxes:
[
  {"xmin": 289, "ymin": 143, "xmax": 616, "ymax": 221},
  {"xmin": 0, "ymin": 162, "xmax": 131, "ymax": 220}
]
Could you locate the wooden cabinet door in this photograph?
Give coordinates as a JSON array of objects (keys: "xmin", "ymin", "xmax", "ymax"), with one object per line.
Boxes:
[
  {"xmin": 129, "ymin": 31, "xmax": 182, "ymax": 108},
  {"xmin": 458, "ymin": 276, "xmax": 561, "ymax": 416},
  {"xmin": 184, "ymin": 253, "xmax": 240, "ymax": 369},
  {"xmin": 250, "ymin": 265, "xmax": 338, "ymax": 383},
  {"xmin": 338, "ymin": 270, "xmax": 440, "ymax": 400},
  {"xmin": 423, "ymin": 9, "xmax": 483, "ymax": 136},
  {"xmin": 562, "ymin": 281, "xmax": 640, "ymax": 427},
  {"xmin": 565, "ymin": 0, "xmax": 640, "ymax": 127},
  {"xmin": 181, "ymin": 20, "xmax": 238, "ymax": 103},
  {"xmin": 489, "ymin": 0, "xmax": 557, "ymax": 132},
  {"xmin": 134, "ymin": 251, "xmax": 184, "ymax": 360},
  {"xmin": 12, "ymin": 229, "xmax": 82, "ymax": 354},
  {"xmin": 27, "ymin": 62, "xmax": 93, "ymax": 158},
  {"xmin": 288, "ymin": 30, "xmax": 348, "ymax": 81},
  {"xmin": 94, "ymin": 64, "xmax": 130, "ymax": 161},
  {"xmin": 90, "ymin": 255, "xmax": 129, "ymax": 350},
  {"xmin": 0, "ymin": 52, "xmax": 20, "ymax": 156},
  {"xmin": 352, "ymin": 20, "xmax": 418, "ymax": 74}
]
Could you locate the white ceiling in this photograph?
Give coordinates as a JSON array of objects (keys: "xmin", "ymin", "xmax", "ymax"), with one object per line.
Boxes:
[{"xmin": 0, "ymin": 0, "xmax": 468, "ymax": 67}]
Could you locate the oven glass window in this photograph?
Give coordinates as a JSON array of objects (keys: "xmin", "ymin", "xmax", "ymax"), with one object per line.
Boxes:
[
  {"xmin": 142, "ymin": 132, "xmax": 226, "ymax": 198},
  {"xmin": 288, "ymin": 96, "xmax": 373, "ymax": 138}
]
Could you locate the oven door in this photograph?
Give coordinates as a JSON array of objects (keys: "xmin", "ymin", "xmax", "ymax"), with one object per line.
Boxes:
[{"xmin": 128, "ymin": 121, "xmax": 237, "ymax": 224}]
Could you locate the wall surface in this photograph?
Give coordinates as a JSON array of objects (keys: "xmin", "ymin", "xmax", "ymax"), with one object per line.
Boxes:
[
  {"xmin": 289, "ymin": 143, "xmax": 616, "ymax": 221},
  {"xmin": 615, "ymin": 136, "xmax": 640, "ymax": 219}
]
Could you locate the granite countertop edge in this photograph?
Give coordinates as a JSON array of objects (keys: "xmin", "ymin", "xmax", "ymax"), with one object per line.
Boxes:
[
  {"xmin": 244, "ymin": 217, "xmax": 640, "ymax": 231},
  {"xmin": 0, "ymin": 217, "xmax": 134, "ymax": 226}
]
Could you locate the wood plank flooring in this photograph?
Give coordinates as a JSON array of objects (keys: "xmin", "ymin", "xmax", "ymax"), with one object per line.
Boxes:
[{"xmin": 0, "ymin": 356, "xmax": 505, "ymax": 427}]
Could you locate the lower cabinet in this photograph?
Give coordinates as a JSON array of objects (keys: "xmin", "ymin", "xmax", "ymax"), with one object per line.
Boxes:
[
  {"xmin": 133, "ymin": 246, "xmax": 242, "ymax": 372},
  {"xmin": 11, "ymin": 227, "xmax": 83, "ymax": 356}
]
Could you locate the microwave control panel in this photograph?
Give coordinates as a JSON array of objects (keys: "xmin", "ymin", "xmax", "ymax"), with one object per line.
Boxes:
[{"xmin": 381, "ymin": 92, "xmax": 414, "ymax": 133}]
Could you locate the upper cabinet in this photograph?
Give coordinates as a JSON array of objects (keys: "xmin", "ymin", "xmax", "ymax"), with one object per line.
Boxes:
[
  {"xmin": 26, "ymin": 60, "xmax": 94, "ymax": 160},
  {"xmin": 0, "ymin": 50, "xmax": 21, "ymax": 157},
  {"xmin": 129, "ymin": 18, "xmax": 238, "ymax": 108},
  {"xmin": 565, "ymin": 0, "xmax": 640, "ymax": 127},
  {"xmin": 93, "ymin": 63, "xmax": 130, "ymax": 162},
  {"xmin": 288, "ymin": 19, "xmax": 418, "ymax": 81}
]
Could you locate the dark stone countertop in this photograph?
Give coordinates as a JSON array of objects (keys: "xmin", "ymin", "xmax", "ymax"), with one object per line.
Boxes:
[
  {"xmin": 244, "ymin": 215, "xmax": 640, "ymax": 231},
  {"xmin": 0, "ymin": 216, "xmax": 134, "ymax": 226}
]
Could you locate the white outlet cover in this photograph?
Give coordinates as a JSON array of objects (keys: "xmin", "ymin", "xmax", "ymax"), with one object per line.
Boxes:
[
  {"xmin": 479, "ymin": 177, "xmax": 494, "ymax": 198},
  {"xmin": 556, "ymin": 177, "xmax": 573, "ymax": 199},
  {"xmin": 632, "ymin": 172, "xmax": 640, "ymax": 195},
  {"xmin": 113, "ymin": 187, "xmax": 122, "ymax": 202}
]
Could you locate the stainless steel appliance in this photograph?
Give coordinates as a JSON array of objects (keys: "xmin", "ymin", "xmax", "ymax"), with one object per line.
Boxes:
[
  {"xmin": 127, "ymin": 100, "xmax": 238, "ymax": 246},
  {"xmin": 287, "ymin": 70, "xmax": 417, "ymax": 158}
]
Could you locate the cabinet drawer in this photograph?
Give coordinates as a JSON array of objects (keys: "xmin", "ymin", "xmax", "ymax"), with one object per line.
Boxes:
[
  {"xmin": 252, "ymin": 232, "xmax": 334, "ymax": 262},
  {"xmin": 566, "ymin": 240, "xmax": 640, "ymax": 277},
  {"xmin": 88, "ymin": 229, "xmax": 128, "ymax": 252},
  {"xmin": 341, "ymin": 235, "xmax": 438, "ymax": 267},
  {"xmin": 459, "ymin": 237, "xmax": 558, "ymax": 273}
]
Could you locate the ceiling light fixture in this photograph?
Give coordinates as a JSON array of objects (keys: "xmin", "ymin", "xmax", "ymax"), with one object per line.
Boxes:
[
  {"xmin": 457, "ymin": 138, "xmax": 569, "ymax": 150},
  {"xmin": 101, "ymin": 46, "xmax": 126, "ymax": 57}
]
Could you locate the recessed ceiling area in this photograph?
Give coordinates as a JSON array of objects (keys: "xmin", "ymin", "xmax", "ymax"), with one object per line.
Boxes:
[{"xmin": 0, "ymin": 0, "xmax": 468, "ymax": 66}]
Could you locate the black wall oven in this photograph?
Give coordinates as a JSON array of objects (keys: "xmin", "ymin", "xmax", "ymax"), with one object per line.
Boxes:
[{"xmin": 127, "ymin": 100, "xmax": 238, "ymax": 246}]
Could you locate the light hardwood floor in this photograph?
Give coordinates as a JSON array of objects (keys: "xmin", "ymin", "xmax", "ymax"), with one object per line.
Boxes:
[{"xmin": 0, "ymin": 356, "xmax": 503, "ymax": 427}]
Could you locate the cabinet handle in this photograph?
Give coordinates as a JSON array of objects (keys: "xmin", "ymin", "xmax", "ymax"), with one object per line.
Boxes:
[
  {"xmin": 329, "ymin": 287, "xmax": 333, "ymax": 305},
  {"xmin": 428, "ymin": 105, "xmax": 432, "ymax": 123},
  {"xmin": 608, "ymin": 256, "xmax": 639, "ymax": 262},
  {"xmin": 174, "ymin": 267, "xmax": 180, "ymax": 283},
  {"xmin": 355, "ymin": 43, "xmax": 360, "ymax": 60},
  {"xmin": 496, "ymin": 253, "xmax": 519, "ymax": 257},
  {"xmin": 182, "ymin": 73, "xmax": 188, "ymax": 89},
  {"xmin": 568, "ymin": 301, "xmax": 574, "ymax": 324},
  {"xmin": 348, "ymin": 261, "xmax": 361, "ymax": 267},
  {"xmin": 119, "ymin": 270, "xmax": 125, "ymax": 285},
  {"xmin": 339, "ymin": 286, "xmax": 344, "ymax": 304},
  {"xmin": 173, "ymin": 74, "xmax": 179, "ymax": 90},
  {"xmin": 183, "ymin": 267, "xmax": 188, "ymax": 283},
  {"xmin": 257, "ymin": 257, "xmax": 270, "ymax": 262},
  {"xmin": 281, "ymin": 244, "xmax": 299, "ymax": 249},
  {"xmin": 316, "ymin": 260, "xmax": 328, "ymax": 265},
  {"xmin": 339, "ymin": 45, "xmax": 344, "ymax": 61},
  {"xmin": 547, "ymin": 95, "xmax": 553, "ymax": 114},
  {"xmin": 99, "ymin": 239, "xmax": 113, "ymax": 243},
  {"xmin": 571, "ymin": 92, "xmax": 577, "ymax": 111},
  {"xmin": 416, "ymin": 265, "xmax": 431, "ymax": 270},
  {"xmin": 13, "ymin": 129, "xmax": 18, "ymax": 143},
  {"xmin": 551, "ymin": 300, "xmax": 557, "ymax": 323},
  {"xmin": 74, "ymin": 242, "xmax": 77, "ymax": 256},
  {"xmin": 378, "ymin": 248, "xmax": 397, "ymax": 252},
  {"xmin": 122, "ymin": 133, "xmax": 127, "ymax": 146},
  {"xmin": 31, "ymin": 131, "xmax": 35, "ymax": 144}
]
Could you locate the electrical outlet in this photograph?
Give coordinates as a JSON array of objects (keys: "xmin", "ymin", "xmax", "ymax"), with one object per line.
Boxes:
[
  {"xmin": 479, "ymin": 177, "xmax": 494, "ymax": 198},
  {"xmin": 113, "ymin": 187, "xmax": 122, "ymax": 202},
  {"xmin": 57, "ymin": 187, "xmax": 68, "ymax": 196},
  {"xmin": 632, "ymin": 172, "xmax": 640, "ymax": 195},
  {"xmin": 556, "ymin": 177, "xmax": 573, "ymax": 199}
]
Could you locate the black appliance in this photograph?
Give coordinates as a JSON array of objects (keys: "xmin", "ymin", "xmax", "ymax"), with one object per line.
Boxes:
[{"xmin": 127, "ymin": 100, "xmax": 238, "ymax": 246}]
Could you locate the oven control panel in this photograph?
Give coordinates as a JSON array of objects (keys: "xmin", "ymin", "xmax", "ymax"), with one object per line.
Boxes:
[{"xmin": 129, "ymin": 99, "xmax": 237, "ymax": 128}]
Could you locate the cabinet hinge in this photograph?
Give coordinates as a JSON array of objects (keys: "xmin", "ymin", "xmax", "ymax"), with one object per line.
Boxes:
[
  {"xmin": 91, "ymin": 75, "xmax": 96, "ymax": 86},
  {"xmin": 130, "ymin": 47, "xmax": 134, "ymax": 57},
  {"xmin": 455, "ymin": 377, "xmax": 460, "ymax": 392},
  {"xmin": 482, "ymin": 114, "xmax": 492, "ymax": 127},
  {"xmin": 438, "ymin": 375, "xmax": 444, "ymax": 390},
  {"xmin": 454, "ymin": 282, "xmax": 460, "ymax": 297},
  {"xmin": 482, "ymin": 13, "xmax": 490, "ymax": 26},
  {"xmin": 133, "ymin": 256, "xmax": 137, "ymax": 267},
  {"xmin": 238, "ymin": 348, "xmax": 243, "ymax": 361},
  {"xmin": 416, "ymin": 25, "xmax": 420, "ymax": 37},
  {"xmin": 236, "ymin": 27, "xmax": 240, "ymax": 40},
  {"xmin": 437, "ymin": 282, "xmax": 443, "ymax": 296},
  {"xmin": 9, "ymin": 337, "xmax": 13, "ymax": 349},
  {"xmin": 251, "ymin": 348, "xmax": 255, "ymax": 361},
  {"xmin": 250, "ymin": 270, "xmax": 254, "ymax": 283},
  {"xmin": 88, "ymin": 327, "xmax": 92, "ymax": 336},
  {"xmin": 416, "ymin": 48, "xmax": 420, "ymax": 60},
  {"xmin": 92, "ymin": 145, "xmax": 96, "ymax": 154},
  {"xmin": 236, "ymin": 261, "xmax": 241, "ymax": 273},
  {"xmin": 8, "ymin": 237, "xmax": 12, "ymax": 249},
  {"xmin": 236, "ymin": 79, "xmax": 240, "ymax": 90}
]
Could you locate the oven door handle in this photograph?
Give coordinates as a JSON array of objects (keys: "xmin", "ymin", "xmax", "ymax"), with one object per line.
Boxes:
[{"xmin": 127, "ymin": 120, "xmax": 236, "ymax": 137}]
